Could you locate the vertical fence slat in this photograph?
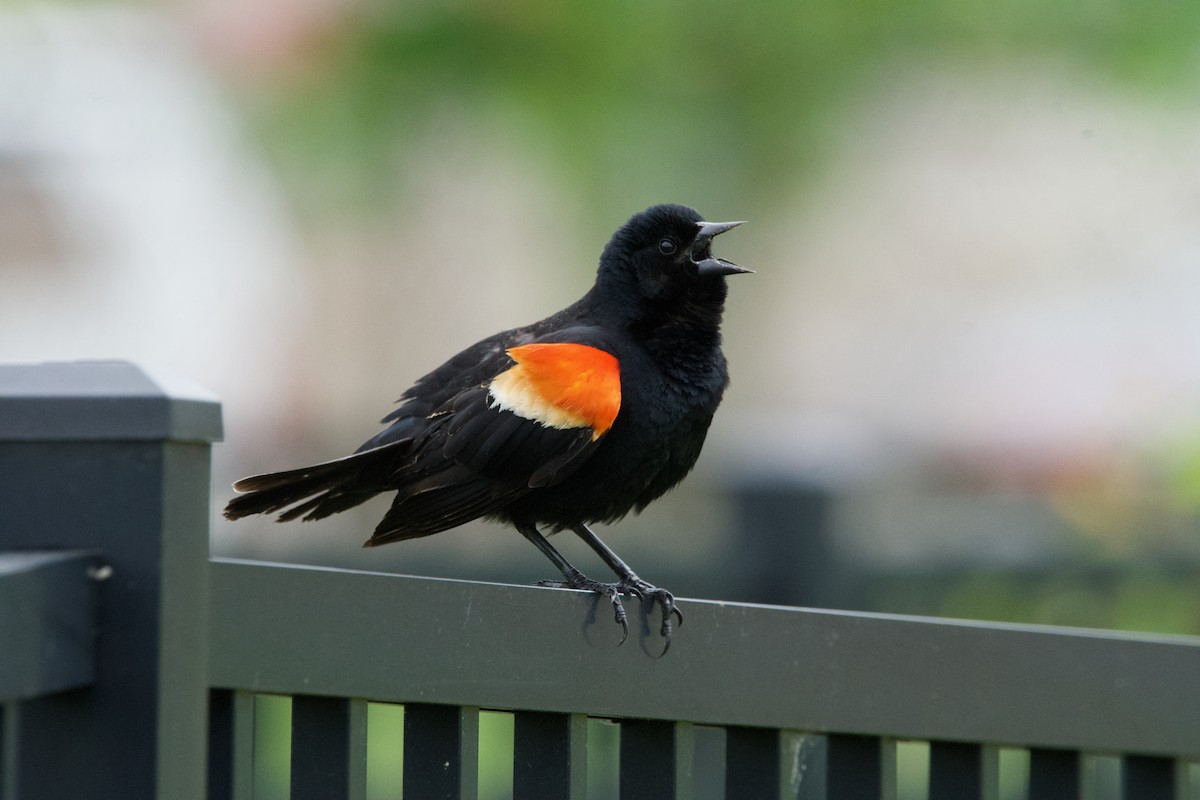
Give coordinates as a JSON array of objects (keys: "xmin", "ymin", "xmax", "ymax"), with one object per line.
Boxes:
[
  {"xmin": 1121, "ymin": 755, "xmax": 1178, "ymax": 800},
  {"xmin": 403, "ymin": 703, "xmax": 479, "ymax": 800},
  {"xmin": 1029, "ymin": 747, "xmax": 1081, "ymax": 800},
  {"xmin": 929, "ymin": 742, "xmax": 998, "ymax": 800},
  {"xmin": 290, "ymin": 696, "xmax": 367, "ymax": 800},
  {"xmin": 620, "ymin": 719, "xmax": 693, "ymax": 800},
  {"xmin": 513, "ymin": 711, "xmax": 587, "ymax": 800},
  {"xmin": 724, "ymin": 724, "xmax": 792, "ymax": 800},
  {"xmin": 208, "ymin": 690, "xmax": 255, "ymax": 800},
  {"xmin": 676, "ymin": 721, "xmax": 695, "ymax": 797},
  {"xmin": 824, "ymin": 734, "xmax": 893, "ymax": 800}
]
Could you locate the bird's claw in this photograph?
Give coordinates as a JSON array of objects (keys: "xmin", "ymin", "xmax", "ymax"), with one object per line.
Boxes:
[
  {"xmin": 619, "ymin": 578, "xmax": 681, "ymax": 651},
  {"xmin": 539, "ymin": 573, "xmax": 680, "ymax": 650},
  {"xmin": 538, "ymin": 576, "xmax": 630, "ymax": 644}
]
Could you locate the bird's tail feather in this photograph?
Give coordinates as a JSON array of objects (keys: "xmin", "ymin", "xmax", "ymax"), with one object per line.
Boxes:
[{"xmin": 223, "ymin": 441, "xmax": 407, "ymax": 523}]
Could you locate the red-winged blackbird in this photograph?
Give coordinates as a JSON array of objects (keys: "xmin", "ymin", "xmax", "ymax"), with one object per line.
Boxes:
[{"xmin": 225, "ymin": 203, "xmax": 749, "ymax": 649}]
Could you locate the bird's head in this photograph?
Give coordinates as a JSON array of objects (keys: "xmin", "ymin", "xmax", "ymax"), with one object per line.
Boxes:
[{"xmin": 596, "ymin": 204, "xmax": 750, "ymax": 305}]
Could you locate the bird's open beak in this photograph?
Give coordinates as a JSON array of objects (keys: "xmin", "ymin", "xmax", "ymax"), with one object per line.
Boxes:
[{"xmin": 692, "ymin": 220, "xmax": 752, "ymax": 276}]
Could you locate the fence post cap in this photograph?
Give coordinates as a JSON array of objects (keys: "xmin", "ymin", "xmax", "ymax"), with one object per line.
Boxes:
[{"xmin": 0, "ymin": 360, "xmax": 223, "ymax": 443}]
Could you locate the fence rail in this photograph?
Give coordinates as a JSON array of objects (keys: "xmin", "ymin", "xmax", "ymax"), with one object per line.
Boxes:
[
  {"xmin": 208, "ymin": 558, "xmax": 1200, "ymax": 757},
  {"xmin": 2, "ymin": 361, "xmax": 1199, "ymax": 800},
  {"xmin": 0, "ymin": 551, "xmax": 100, "ymax": 703}
]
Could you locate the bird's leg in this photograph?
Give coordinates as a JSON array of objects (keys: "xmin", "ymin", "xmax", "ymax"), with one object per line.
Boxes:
[
  {"xmin": 570, "ymin": 523, "xmax": 683, "ymax": 647},
  {"xmin": 515, "ymin": 522, "xmax": 631, "ymax": 644}
]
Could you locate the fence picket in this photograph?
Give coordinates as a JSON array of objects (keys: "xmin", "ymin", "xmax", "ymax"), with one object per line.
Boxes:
[
  {"xmin": 1028, "ymin": 747, "xmax": 1081, "ymax": 800},
  {"xmin": 1121, "ymin": 755, "xmax": 1178, "ymax": 800},
  {"xmin": 619, "ymin": 718, "xmax": 693, "ymax": 800},
  {"xmin": 725, "ymin": 726, "xmax": 790, "ymax": 800},
  {"xmin": 290, "ymin": 696, "xmax": 367, "ymax": 800},
  {"xmin": 403, "ymin": 703, "xmax": 479, "ymax": 800},
  {"xmin": 513, "ymin": 710, "xmax": 587, "ymax": 800},
  {"xmin": 929, "ymin": 741, "xmax": 998, "ymax": 800},
  {"xmin": 207, "ymin": 689, "xmax": 256, "ymax": 800},
  {"xmin": 824, "ymin": 733, "xmax": 892, "ymax": 800}
]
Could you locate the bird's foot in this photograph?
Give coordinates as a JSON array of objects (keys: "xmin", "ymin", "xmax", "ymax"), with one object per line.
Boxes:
[
  {"xmin": 538, "ymin": 570, "xmax": 682, "ymax": 650},
  {"xmin": 539, "ymin": 572, "xmax": 631, "ymax": 643},
  {"xmin": 619, "ymin": 575, "xmax": 683, "ymax": 650}
]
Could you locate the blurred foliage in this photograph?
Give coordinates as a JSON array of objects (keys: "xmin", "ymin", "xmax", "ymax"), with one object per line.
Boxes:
[
  {"xmin": 227, "ymin": 0, "xmax": 1200, "ymax": 638},
  {"xmin": 253, "ymin": 694, "xmax": 290, "ymax": 800},
  {"xmin": 1162, "ymin": 428, "xmax": 1200, "ymax": 515},
  {"xmin": 869, "ymin": 565, "xmax": 1200, "ymax": 635},
  {"xmin": 244, "ymin": 0, "xmax": 1200, "ymax": 222}
]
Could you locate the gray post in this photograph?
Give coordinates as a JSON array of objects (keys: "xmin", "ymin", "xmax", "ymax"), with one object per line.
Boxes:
[{"xmin": 0, "ymin": 361, "xmax": 222, "ymax": 799}]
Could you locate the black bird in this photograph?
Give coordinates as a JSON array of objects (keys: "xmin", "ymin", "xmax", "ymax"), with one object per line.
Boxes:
[{"xmin": 225, "ymin": 203, "xmax": 749, "ymax": 649}]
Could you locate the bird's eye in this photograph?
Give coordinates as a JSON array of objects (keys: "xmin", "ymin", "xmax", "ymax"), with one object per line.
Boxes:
[{"xmin": 658, "ymin": 238, "xmax": 677, "ymax": 255}]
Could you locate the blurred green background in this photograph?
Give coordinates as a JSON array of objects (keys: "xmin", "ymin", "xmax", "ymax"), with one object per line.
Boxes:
[
  {"xmin": 215, "ymin": 0, "xmax": 1200, "ymax": 634},
  {"xmin": 245, "ymin": 0, "xmax": 1200, "ymax": 216},
  {"xmin": 3, "ymin": 0, "xmax": 1198, "ymax": 643},
  {"xmin": 3, "ymin": 0, "xmax": 1199, "ymax": 796}
]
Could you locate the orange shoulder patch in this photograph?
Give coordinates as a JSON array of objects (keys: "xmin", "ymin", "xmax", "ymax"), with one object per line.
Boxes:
[{"xmin": 488, "ymin": 343, "xmax": 621, "ymax": 439}]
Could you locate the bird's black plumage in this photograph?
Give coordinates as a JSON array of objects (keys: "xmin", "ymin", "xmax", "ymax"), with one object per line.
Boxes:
[{"xmin": 225, "ymin": 203, "xmax": 749, "ymax": 649}]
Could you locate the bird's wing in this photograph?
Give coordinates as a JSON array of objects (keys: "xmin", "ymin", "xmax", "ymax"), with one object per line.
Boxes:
[
  {"xmin": 364, "ymin": 329, "xmax": 624, "ymax": 545},
  {"xmin": 355, "ymin": 330, "xmax": 520, "ymax": 452}
]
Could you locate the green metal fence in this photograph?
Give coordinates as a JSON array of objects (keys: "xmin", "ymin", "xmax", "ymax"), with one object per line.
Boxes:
[{"xmin": 1, "ymin": 361, "xmax": 1198, "ymax": 800}]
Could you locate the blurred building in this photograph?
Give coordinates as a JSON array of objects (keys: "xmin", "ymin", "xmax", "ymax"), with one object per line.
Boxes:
[{"xmin": 0, "ymin": 5, "xmax": 304, "ymax": 464}]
